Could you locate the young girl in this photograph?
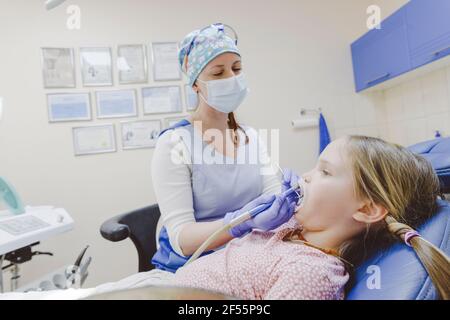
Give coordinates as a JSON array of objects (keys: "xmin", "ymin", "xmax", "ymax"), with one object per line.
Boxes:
[
  {"xmin": 170, "ymin": 135, "xmax": 450, "ymax": 299},
  {"xmin": 2, "ymin": 135, "xmax": 448, "ymax": 300}
]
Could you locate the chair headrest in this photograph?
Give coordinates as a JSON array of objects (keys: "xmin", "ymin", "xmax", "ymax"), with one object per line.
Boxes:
[
  {"xmin": 408, "ymin": 137, "xmax": 450, "ymax": 191},
  {"xmin": 346, "ymin": 199, "xmax": 450, "ymax": 300}
]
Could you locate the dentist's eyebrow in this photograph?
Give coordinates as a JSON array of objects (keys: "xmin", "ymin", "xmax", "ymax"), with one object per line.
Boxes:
[{"xmin": 211, "ymin": 61, "xmax": 241, "ymax": 68}]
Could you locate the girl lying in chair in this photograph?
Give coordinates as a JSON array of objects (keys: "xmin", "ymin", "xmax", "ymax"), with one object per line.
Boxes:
[
  {"xmin": 169, "ymin": 135, "xmax": 449, "ymax": 300},
  {"xmin": 2, "ymin": 135, "xmax": 449, "ymax": 300}
]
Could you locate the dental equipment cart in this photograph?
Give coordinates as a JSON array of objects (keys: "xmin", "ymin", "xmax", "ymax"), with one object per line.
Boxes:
[
  {"xmin": 0, "ymin": 177, "xmax": 78, "ymax": 293},
  {"xmin": 0, "ymin": 206, "xmax": 75, "ymax": 292}
]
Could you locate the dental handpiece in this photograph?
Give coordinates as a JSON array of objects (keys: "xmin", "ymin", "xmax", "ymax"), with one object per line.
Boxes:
[
  {"xmin": 185, "ymin": 179, "xmax": 304, "ymax": 266},
  {"xmin": 223, "ymin": 186, "xmax": 303, "ymax": 228}
]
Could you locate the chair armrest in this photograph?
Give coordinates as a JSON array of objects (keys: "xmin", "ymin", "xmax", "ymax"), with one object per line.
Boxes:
[{"xmin": 100, "ymin": 213, "xmax": 131, "ymax": 242}]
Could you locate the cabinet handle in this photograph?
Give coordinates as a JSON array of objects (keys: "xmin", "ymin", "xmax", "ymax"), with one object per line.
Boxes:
[
  {"xmin": 366, "ymin": 72, "xmax": 390, "ymax": 85},
  {"xmin": 433, "ymin": 46, "xmax": 450, "ymax": 56}
]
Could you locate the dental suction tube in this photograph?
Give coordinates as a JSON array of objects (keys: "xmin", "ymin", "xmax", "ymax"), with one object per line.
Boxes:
[{"xmin": 184, "ymin": 186, "xmax": 303, "ymax": 266}]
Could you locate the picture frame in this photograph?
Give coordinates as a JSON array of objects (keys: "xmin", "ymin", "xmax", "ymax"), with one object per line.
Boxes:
[
  {"xmin": 41, "ymin": 47, "xmax": 76, "ymax": 88},
  {"xmin": 72, "ymin": 124, "xmax": 117, "ymax": 156},
  {"xmin": 47, "ymin": 92, "xmax": 91, "ymax": 122},
  {"xmin": 95, "ymin": 89, "xmax": 138, "ymax": 119},
  {"xmin": 80, "ymin": 47, "xmax": 113, "ymax": 86},
  {"xmin": 151, "ymin": 42, "xmax": 182, "ymax": 81},
  {"xmin": 121, "ymin": 120, "xmax": 161, "ymax": 150},
  {"xmin": 142, "ymin": 85, "xmax": 182, "ymax": 114},
  {"xmin": 117, "ymin": 44, "xmax": 148, "ymax": 84}
]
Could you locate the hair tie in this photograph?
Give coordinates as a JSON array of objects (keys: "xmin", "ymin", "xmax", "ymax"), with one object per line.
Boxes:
[{"xmin": 404, "ymin": 230, "xmax": 420, "ymax": 247}]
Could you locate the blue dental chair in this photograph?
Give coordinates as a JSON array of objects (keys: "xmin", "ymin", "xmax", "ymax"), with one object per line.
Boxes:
[{"xmin": 100, "ymin": 137, "xmax": 450, "ymax": 300}]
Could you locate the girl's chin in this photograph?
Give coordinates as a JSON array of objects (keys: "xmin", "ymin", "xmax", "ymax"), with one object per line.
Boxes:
[
  {"xmin": 293, "ymin": 214, "xmax": 306, "ymax": 230},
  {"xmin": 294, "ymin": 204, "xmax": 311, "ymax": 223},
  {"xmin": 294, "ymin": 203, "xmax": 305, "ymax": 214},
  {"xmin": 293, "ymin": 207, "xmax": 304, "ymax": 221}
]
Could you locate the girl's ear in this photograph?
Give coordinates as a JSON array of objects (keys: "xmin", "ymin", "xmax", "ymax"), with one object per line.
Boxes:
[{"xmin": 353, "ymin": 201, "xmax": 388, "ymax": 224}]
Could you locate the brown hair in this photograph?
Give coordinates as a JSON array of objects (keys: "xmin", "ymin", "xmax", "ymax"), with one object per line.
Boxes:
[
  {"xmin": 228, "ymin": 112, "xmax": 249, "ymax": 146},
  {"xmin": 340, "ymin": 135, "xmax": 450, "ymax": 299}
]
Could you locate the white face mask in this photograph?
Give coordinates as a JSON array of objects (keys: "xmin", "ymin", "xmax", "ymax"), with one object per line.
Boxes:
[{"xmin": 196, "ymin": 73, "xmax": 249, "ymax": 113}]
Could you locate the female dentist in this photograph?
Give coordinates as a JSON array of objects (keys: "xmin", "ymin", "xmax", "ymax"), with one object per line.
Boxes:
[{"xmin": 151, "ymin": 23, "xmax": 299, "ymax": 272}]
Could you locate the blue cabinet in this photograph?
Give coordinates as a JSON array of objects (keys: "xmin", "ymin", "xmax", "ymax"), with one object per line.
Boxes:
[
  {"xmin": 405, "ymin": 0, "xmax": 450, "ymax": 68},
  {"xmin": 351, "ymin": 0, "xmax": 450, "ymax": 92},
  {"xmin": 351, "ymin": 10, "xmax": 410, "ymax": 92}
]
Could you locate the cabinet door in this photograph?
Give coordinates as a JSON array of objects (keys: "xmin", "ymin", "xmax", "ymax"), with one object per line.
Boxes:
[
  {"xmin": 351, "ymin": 10, "xmax": 411, "ymax": 92},
  {"xmin": 406, "ymin": 0, "xmax": 450, "ymax": 68}
]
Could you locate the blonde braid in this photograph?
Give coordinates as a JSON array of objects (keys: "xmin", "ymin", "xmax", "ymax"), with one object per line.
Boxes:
[{"xmin": 385, "ymin": 215, "xmax": 450, "ymax": 299}]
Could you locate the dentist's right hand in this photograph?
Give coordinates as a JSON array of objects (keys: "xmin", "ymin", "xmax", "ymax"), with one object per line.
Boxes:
[{"xmin": 223, "ymin": 192, "xmax": 296, "ymax": 238}]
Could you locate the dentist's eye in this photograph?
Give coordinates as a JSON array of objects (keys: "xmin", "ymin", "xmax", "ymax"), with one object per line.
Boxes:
[{"xmin": 321, "ymin": 169, "xmax": 330, "ymax": 176}]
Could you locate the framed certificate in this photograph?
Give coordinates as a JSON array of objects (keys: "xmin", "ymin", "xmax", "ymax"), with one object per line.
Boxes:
[
  {"xmin": 117, "ymin": 44, "xmax": 148, "ymax": 84},
  {"xmin": 41, "ymin": 48, "xmax": 76, "ymax": 88},
  {"xmin": 47, "ymin": 92, "xmax": 91, "ymax": 122},
  {"xmin": 80, "ymin": 47, "xmax": 113, "ymax": 86},
  {"xmin": 121, "ymin": 120, "xmax": 161, "ymax": 150},
  {"xmin": 151, "ymin": 42, "xmax": 181, "ymax": 81},
  {"xmin": 142, "ymin": 85, "xmax": 182, "ymax": 114},
  {"xmin": 95, "ymin": 89, "xmax": 138, "ymax": 119},
  {"xmin": 72, "ymin": 124, "xmax": 116, "ymax": 156},
  {"xmin": 184, "ymin": 84, "xmax": 198, "ymax": 111}
]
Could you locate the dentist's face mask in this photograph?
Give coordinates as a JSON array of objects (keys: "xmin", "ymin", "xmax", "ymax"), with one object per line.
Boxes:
[{"xmin": 196, "ymin": 73, "xmax": 249, "ymax": 113}]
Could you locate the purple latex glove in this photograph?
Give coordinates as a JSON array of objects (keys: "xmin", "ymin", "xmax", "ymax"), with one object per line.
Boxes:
[{"xmin": 223, "ymin": 192, "xmax": 296, "ymax": 238}]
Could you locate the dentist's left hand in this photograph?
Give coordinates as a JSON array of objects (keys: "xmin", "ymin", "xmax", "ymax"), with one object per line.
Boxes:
[
  {"xmin": 248, "ymin": 192, "xmax": 296, "ymax": 231},
  {"xmin": 224, "ymin": 192, "xmax": 296, "ymax": 238}
]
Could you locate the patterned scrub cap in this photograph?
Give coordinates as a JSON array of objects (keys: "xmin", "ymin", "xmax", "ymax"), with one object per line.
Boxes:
[{"xmin": 178, "ymin": 23, "xmax": 240, "ymax": 87}]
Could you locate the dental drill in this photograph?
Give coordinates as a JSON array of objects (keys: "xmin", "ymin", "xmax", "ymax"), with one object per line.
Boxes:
[{"xmin": 184, "ymin": 175, "xmax": 304, "ymax": 266}]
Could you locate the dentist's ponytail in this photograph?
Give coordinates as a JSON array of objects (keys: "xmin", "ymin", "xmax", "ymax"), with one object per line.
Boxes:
[{"xmin": 228, "ymin": 112, "xmax": 249, "ymax": 146}]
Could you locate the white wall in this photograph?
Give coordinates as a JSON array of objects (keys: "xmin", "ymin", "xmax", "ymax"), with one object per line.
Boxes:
[
  {"xmin": 383, "ymin": 65, "xmax": 450, "ymax": 145},
  {"xmin": 0, "ymin": 0, "xmax": 403, "ymax": 288}
]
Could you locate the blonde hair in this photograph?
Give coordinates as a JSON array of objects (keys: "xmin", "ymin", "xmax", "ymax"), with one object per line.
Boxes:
[{"xmin": 341, "ymin": 135, "xmax": 450, "ymax": 299}]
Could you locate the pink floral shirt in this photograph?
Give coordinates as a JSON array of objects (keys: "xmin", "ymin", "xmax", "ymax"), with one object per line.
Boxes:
[{"xmin": 173, "ymin": 217, "xmax": 349, "ymax": 299}]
